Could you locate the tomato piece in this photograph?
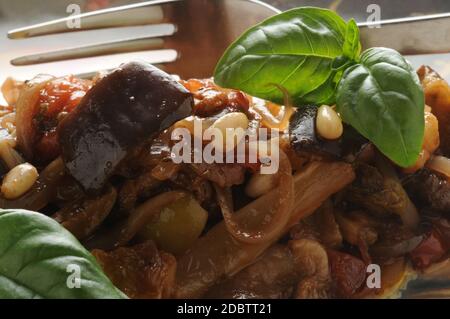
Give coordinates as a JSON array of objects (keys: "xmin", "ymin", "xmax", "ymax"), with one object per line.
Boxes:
[
  {"xmin": 180, "ymin": 78, "xmax": 208, "ymax": 93},
  {"xmin": 33, "ymin": 76, "xmax": 91, "ymax": 161},
  {"xmin": 410, "ymin": 230, "xmax": 447, "ymax": 270},
  {"xmin": 39, "ymin": 75, "xmax": 91, "ymax": 117},
  {"xmin": 192, "ymin": 87, "xmax": 250, "ymax": 117},
  {"xmin": 328, "ymin": 250, "xmax": 366, "ymax": 297}
]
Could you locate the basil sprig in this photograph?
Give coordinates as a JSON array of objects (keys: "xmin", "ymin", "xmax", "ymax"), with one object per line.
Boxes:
[
  {"xmin": 214, "ymin": 7, "xmax": 360, "ymax": 106},
  {"xmin": 214, "ymin": 7, "xmax": 425, "ymax": 167}
]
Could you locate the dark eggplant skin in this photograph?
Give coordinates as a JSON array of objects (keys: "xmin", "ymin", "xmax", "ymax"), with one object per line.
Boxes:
[
  {"xmin": 58, "ymin": 62, "xmax": 193, "ymax": 192},
  {"xmin": 404, "ymin": 168, "xmax": 450, "ymax": 213},
  {"xmin": 289, "ymin": 105, "xmax": 366, "ymax": 159}
]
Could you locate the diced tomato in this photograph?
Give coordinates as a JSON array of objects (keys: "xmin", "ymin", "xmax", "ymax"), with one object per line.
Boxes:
[
  {"xmin": 227, "ymin": 90, "xmax": 250, "ymax": 113},
  {"xmin": 327, "ymin": 250, "xmax": 367, "ymax": 298},
  {"xmin": 39, "ymin": 75, "xmax": 91, "ymax": 117},
  {"xmin": 33, "ymin": 76, "xmax": 91, "ymax": 161},
  {"xmin": 410, "ymin": 230, "xmax": 447, "ymax": 270},
  {"xmin": 181, "ymin": 78, "xmax": 250, "ymax": 117},
  {"xmin": 180, "ymin": 78, "xmax": 208, "ymax": 93}
]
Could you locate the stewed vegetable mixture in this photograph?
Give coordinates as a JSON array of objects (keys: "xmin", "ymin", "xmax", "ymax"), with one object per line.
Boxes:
[{"xmin": 1, "ymin": 7, "xmax": 450, "ymax": 299}]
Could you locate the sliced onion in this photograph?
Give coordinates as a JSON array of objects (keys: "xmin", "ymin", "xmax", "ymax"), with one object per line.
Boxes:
[
  {"xmin": 214, "ymin": 150, "xmax": 294, "ymax": 244},
  {"xmin": 426, "ymin": 155, "xmax": 450, "ymax": 180},
  {"xmin": 376, "ymin": 154, "xmax": 419, "ymax": 229},
  {"xmin": 1, "ymin": 77, "xmax": 24, "ymax": 106},
  {"xmin": 15, "ymin": 75, "xmax": 54, "ymax": 159},
  {"xmin": 0, "ymin": 139, "xmax": 25, "ymax": 169},
  {"xmin": 250, "ymin": 89, "xmax": 294, "ymax": 131}
]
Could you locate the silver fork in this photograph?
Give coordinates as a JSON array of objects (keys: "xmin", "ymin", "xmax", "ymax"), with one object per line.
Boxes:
[
  {"xmin": 7, "ymin": 0, "xmax": 280, "ymax": 79},
  {"xmin": 7, "ymin": 0, "xmax": 450, "ymax": 79}
]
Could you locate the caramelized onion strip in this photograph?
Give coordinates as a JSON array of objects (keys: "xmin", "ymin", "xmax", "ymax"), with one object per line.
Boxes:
[
  {"xmin": 214, "ymin": 150, "xmax": 293, "ymax": 244},
  {"xmin": 250, "ymin": 86, "xmax": 294, "ymax": 131},
  {"xmin": 15, "ymin": 75, "xmax": 54, "ymax": 159}
]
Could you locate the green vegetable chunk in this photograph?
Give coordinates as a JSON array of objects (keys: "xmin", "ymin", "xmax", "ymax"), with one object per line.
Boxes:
[
  {"xmin": 336, "ymin": 47, "xmax": 425, "ymax": 167},
  {"xmin": 214, "ymin": 7, "xmax": 360, "ymax": 105},
  {"xmin": 0, "ymin": 209, "xmax": 126, "ymax": 299},
  {"xmin": 139, "ymin": 195, "xmax": 208, "ymax": 255}
]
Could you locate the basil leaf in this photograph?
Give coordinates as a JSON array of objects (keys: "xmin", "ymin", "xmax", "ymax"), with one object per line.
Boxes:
[
  {"xmin": 336, "ymin": 47, "xmax": 425, "ymax": 167},
  {"xmin": 342, "ymin": 19, "xmax": 361, "ymax": 61},
  {"xmin": 0, "ymin": 209, "xmax": 127, "ymax": 299},
  {"xmin": 214, "ymin": 7, "xmax": 360, "ymax": 105}
]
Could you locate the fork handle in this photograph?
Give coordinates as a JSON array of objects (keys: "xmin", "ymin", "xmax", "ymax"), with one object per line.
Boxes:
[
  {"xmin": 358, "ymin": 12, "xmax": 450, "ymax": 55},
  {"xmin": 8, "ymin": 0, "xmax": 180, "ymax": 39}
]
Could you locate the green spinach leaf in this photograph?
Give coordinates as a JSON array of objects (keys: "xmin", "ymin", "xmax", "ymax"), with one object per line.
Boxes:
[
  {"xmin": 214, "ymin": 7, "xmax": 360, "ymax": 105},
  {"xmin": 336, "ymin": 47, "xmax": 425, "ymax": 167},
  {"xmin": 0, "ymin": 209, "xmax": 127, "ymax": 299}
]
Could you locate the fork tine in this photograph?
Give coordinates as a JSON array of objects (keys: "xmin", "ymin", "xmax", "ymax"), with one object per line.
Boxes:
[
  {"xmin": 11, "ymin": 31, "xmax": 175, "ymax": 66},
  {"xmin": 75, "ymin": 63, "xmax": 169, "ymax": 79},
  {"xmin": 8, "ymin": 0, "xmax": 181, "ymax": 39}
]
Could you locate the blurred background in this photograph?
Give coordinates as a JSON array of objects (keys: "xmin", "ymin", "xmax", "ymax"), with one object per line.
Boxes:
[
  {"xmin": 2, "ymin": 0, "xmax": 450, "ymax": 20},
  {"xmin": 1, "ymin": 0, "xmax": 450, "ymax": 96}
]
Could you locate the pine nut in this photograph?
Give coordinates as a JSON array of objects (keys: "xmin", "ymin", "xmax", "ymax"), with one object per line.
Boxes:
[
  {"xmin": 404, "ymin": 108, "xmax": 440, "ymax": 173},
  {"xmin": 1, "ymin": 163, "xmax": 39, "ymax": 199},
  {"xmin": 423, "ymin": 110, "xmax": 439, "ymax": 153},
  {"xmin": 206, "ymin": 112, "xmax": 249, "ymax": 152},
  {"xmin": 316, "ymin": 105, "xmax": 343, "ymax": 140}
]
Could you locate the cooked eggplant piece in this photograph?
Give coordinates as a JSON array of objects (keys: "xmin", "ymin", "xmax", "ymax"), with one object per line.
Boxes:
[
  {"xmin": 290, "ymin": 200, "xmax": 343, "ymax": 249},
  {"xmin": 290, "ymin": 239, "xmax": 331, "ymax": 299},
  {"xmin": 92, "ymin": 240, "xmax": 177, "ymax": 299},
  {"xmin": 205, "ymin": 239, "xmax": 332, "ymax": 299},
  {"xmin": 204, "ymin": 245, "xmax": 299, "ymax": 299},
  {"xmin": 346, "ymin": 160, "xmax": 419, "ymax": 229},
  {"xmin": 58, "ymin": 62, "xmax": 193, "ymax": 192},
  {"xmin": 370, "ymin": 235, "xmax": 423, "ymax": 260},
  {"xmin": 335, "ymin": 210, "xmax": 378, "ymax": 248},
  {"xmin": 289, "ymin": 105, "xmax": 366, "ymax": 160},
  {"xmin": 289, "ymin": 106, "xmax": 341, "ymax": 158},
  {"xmin": 53, "ymin": 185, "xmax": 117, "ymax": 240},
  {"xmin": 313, "ymin": 201, "xmax": 343, "ymax": 249},
  {"xmin": 404, "ymin": 168, "xmax": 450, "ymax": 212}
]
